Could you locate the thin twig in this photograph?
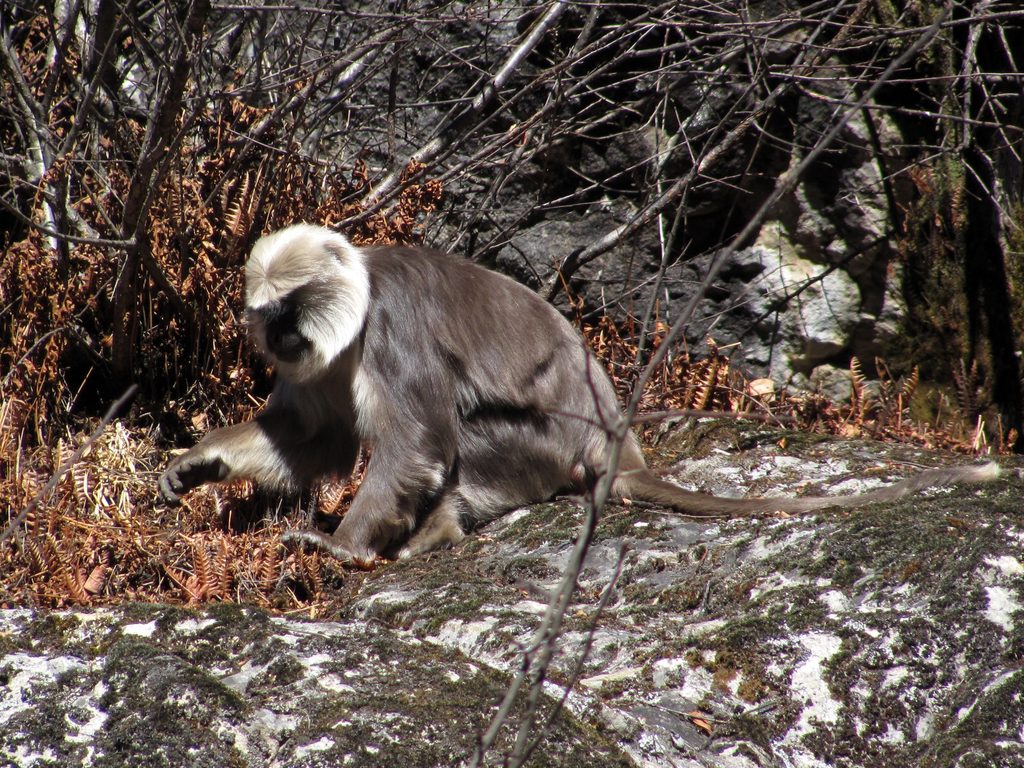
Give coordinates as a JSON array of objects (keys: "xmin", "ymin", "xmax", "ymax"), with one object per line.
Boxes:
[
  {"xmin": 625, "ymin": 1, "xmax": 954, "ymax": 419},
  {"xmin": 341, "ymin": 0, "xmax": 569, "ymax": 226},
  {"xmin": 510, "ymin": 543, "xmax": 629, "ymax": 767}
]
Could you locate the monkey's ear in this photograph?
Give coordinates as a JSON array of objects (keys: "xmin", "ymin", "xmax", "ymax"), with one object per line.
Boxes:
[{"xmin": 320, "ymin": 232, "xmax": 361, "ymax": 263}]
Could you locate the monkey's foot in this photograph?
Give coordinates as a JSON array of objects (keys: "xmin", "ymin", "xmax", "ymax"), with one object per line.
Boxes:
[
  {"xmin": 397, "ymin": 513, "xmax": 465, "ymax": 559},
  {"xmin": 281, "ymin": 529, "xmax": 377, "ymax": 568}
]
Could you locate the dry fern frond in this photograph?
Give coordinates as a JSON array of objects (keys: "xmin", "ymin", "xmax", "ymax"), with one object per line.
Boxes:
[
  {"xmin": 23, "ymin": 535, "xmax": 50, "ymax": 574},
  {"xmin": 295, "ymin": 548, "xmax": 324, "ymax": 597},
  {"xmin": 215, "ymin": 535, "xmax": 234, "ymax": 600},
  {"xmin": 164, "ymin": 172, "xmax": 184, "ymax": 223},
  {"xmin": 71, "ymin": 463, "xmax": 91, "ymax": 506},
  {"xmin": 900, "ymin": 365, "xmax": 920, "ymax": 405},
  {"xmin": 223, "ymin": 170, "xmax": 258, "ymax": 239},
  {"xmin": 22, "ymin": 501, "xmax": 52, "ymax": 538},
  {"xmin": 850, "ymin": 357, "xmax": 866, "ymax": 406},
  {"xmin": 692, "ymin": 358, "xmax": 720, "ymax": 411},
  {"xmin": 47, "ymin": 533, "xmax": 89, "ymax": 604},
  {"xmin": 194, "ymin": 543, "xmax": 214, "ymax": 600},
  {"xmin": 257, "ymin": 543, "xmax": 281, "ymax": 593},
  {"xmin": 849, "ymin": 357, "xmax": 879, "ymax": 424},
  {"xmin": 318, "ymin": 481, "xmax": 349, "ymax": 516},
  {"xmin": 953, "ymin": 359, "xmax": 981, "ymax": 420},
  {"xmin": 165, "ymin": 563, "xmax": 205, "ymax": 603}
]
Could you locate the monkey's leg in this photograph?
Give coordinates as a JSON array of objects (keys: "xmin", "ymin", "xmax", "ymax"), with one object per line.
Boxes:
[
  {"xmin": 284, "ymin": 441, "xmax": 453, "ymax": 563},
  {"xmin": 442, "ymin": 413, "xmax": 578, "ymax": 536}
]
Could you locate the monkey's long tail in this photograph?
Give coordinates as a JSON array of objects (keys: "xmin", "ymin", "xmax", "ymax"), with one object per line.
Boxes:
[{"xmin": 614, "ymin": 461, "xmax": 1001, "ymax": 517}]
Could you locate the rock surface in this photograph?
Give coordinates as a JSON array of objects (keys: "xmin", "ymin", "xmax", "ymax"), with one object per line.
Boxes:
[
  {"xmin": 0, "ymin": 607, "xmax": 630, "ymax": 767},
  {"xmin": 3, "ymin": 427, "xmax": 1021, "ymax": 767}
]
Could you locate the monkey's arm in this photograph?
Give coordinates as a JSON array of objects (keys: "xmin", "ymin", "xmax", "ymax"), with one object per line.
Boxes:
[{"xmin": 158, "ymin": 409, "xmax": 358, "ymax": 503}]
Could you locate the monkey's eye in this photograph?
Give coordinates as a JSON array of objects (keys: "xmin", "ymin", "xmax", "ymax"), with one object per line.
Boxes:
[{"xmin": 249, "ymin": 300, "xmax": 310, "ymax": 362}]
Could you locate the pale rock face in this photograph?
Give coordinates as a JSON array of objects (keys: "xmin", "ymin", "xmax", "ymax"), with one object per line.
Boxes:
[{"xmin": 739, "ymin": 220, "xmax": 863, "ymax": 386}]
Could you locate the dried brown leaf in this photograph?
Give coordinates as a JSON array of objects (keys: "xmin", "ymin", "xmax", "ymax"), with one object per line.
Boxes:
[
  {"xmin": 83, "ymin": 558, "xmax": 110, "ymax": 595},
  {"xmin": 685, "ymin": 710, "xmax": 714, "ymax": 736}
]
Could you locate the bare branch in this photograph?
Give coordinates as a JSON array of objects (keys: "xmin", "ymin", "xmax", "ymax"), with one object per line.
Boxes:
[
  {"xmin": 341, "ymin": 0, "xmax": 569, "ymax": 226},
  {"xmin": 625, "ymin": 2, "xmax": 955, "ymax": 415}
]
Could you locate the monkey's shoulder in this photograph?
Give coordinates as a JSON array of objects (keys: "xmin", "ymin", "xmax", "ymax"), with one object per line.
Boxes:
[
  {"xmin": 361, "ymin": 245, "xmax": 496, "ymax": 282},
  {"xmin": 361, "ymin": 245, "xmax": 554, "ymax": 315}
]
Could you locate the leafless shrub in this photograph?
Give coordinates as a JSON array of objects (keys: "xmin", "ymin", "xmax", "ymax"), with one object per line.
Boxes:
[{"xmin": 0, "ymin": 1, "xmax": 1020, "ymax": 761}]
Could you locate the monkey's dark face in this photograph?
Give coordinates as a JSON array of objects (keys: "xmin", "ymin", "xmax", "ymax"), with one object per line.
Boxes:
[
  {"xmin": 246, "ymin": 296, "xmax": 311, "ymax": 364},
  {"xmin": 244, "ymin": 224, "xmax": 371, "ymax": 383}
]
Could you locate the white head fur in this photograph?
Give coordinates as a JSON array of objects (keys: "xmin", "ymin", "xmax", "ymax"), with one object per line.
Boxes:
[{"xmin": 245, "ymin": 224, "xmax": 370, "ymax": 382}]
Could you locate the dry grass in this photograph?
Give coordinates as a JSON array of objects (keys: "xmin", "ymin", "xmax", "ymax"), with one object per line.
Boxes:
[{"xmin": 0, "ymin": 399, "xmax": 356, "ymax": 611}]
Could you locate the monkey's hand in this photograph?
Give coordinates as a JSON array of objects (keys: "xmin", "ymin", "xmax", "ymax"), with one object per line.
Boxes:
[
  {"xmin": 281, "ymin": 529, "xmax": 377, "ymax": 568},
  {"xmin": 158, "ymin": 451, "xmax": 230, "ymax": 504}
]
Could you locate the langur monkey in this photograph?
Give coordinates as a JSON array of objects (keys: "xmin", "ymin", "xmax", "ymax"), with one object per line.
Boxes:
[{"xmin": 159, "ymin": 224, "xmax": 999, "ymax": 563}]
